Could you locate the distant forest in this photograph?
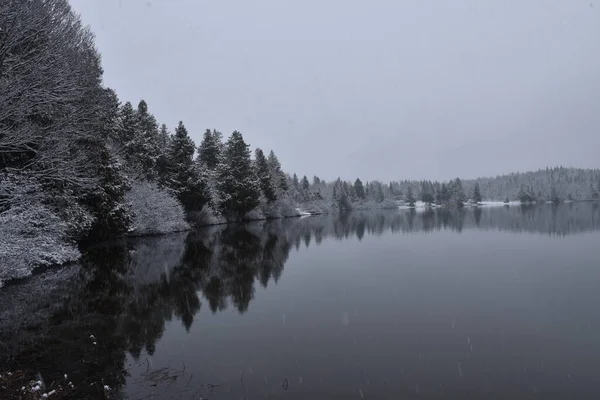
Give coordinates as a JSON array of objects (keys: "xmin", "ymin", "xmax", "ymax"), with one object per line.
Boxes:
[
  {"xmin": 288, "ymin": 166, "xmax": 600, "ymax": 212},
  {"xmin": 1, "ymin": 0, "xmax": 599, "ymax": 284}
]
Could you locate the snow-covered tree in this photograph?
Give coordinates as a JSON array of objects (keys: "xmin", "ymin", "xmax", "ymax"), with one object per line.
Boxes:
[
  {"xmin": 167, "ymin": 122, "xmax": 211, "ymax": 212},
  {"xmin": 267, "ymin": 150, "xmax": 288, "ymax": 195},
  {"xmin": 156, "ymin": 124, "xmax": 171, "ymax": 185},
  {"xmin": 216, "ymin": 131, "xmax": 261, "ymax": 219},
  {"xmin": 405, "ymin": 186, "xmax": 416, "ymax": 206},
  {"xmin": 301, "ymin": 175, "xmax": 310, "ymax": 191},
  {"xmin": 125, "ymin": 180, "xmax": 189, "ymax": 235},
  {"xmin": 420, "ymin": 181, "xmax": 435, "ymax": 205},
  {"xmin": 472, "ymin": 182, "xmax": 482, "ymax": 203},
  {"xmin": 82, "ymin": 147, "xmax": 132, "ymax": 240},
  {"xmin": 254, "ymin": 148, "xmax": 277, "ymax": 202},
  {"xmin": 354, "ymin": 178, "xmax": 366, "ymax": 200},
  {"xmin": 197, "ymin": 129, "xmax": 223, "ymax": 170}
]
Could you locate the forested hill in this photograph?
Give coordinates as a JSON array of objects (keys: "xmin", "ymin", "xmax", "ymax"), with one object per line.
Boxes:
[
  {"xmin": 289, "ymin": 167, "xmax": 600, "ymax": 212},
  {"xmin": 464, "ymin": 167, "xmax": 600, "ymax": 202},
  {"xmin": 384, "ymin": 167, "xmax": 600, "ymax": 204}
]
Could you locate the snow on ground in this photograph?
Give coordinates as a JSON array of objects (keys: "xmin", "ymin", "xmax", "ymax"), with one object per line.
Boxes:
[
  {"xmin": 0, "ymin": 205, "xmax": 80, "ymax": 288},
  {"xmin": 296, "ymin": 208, "xmax": 312, "ymax": 217},
  {"xmin": 478, "ymin": 201, "xmax": 521, "ymax": 207}
]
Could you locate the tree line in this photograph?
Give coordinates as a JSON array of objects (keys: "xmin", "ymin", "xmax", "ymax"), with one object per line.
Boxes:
[{"xmin": 0, "ymin": 0, "xmax": 293, "ymax": 255}]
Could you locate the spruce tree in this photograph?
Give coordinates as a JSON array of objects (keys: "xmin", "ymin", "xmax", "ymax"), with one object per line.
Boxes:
[
  {"xmin": 198, "ymin": 129, "xmax": 223, "ymax": 170},
  {"xmin": 133, "ymin": 99, "xmax": 160, "ymax": 179},
  {"xmin": 118, "ymin": 101, "xmax": 138, "ymax": 161},
  {"xmin": 168, "ymin": 121, "xmax": 210, "ymax": 212},
  {"xmin": 439, "ymin": 183, "xmax": 450, "ymax": 204},
  {"xmin": 374, "ymin": 182, "xmax": 384, "ymax": 203},
  {"xmin": 420, "ymin": 181, "xmax": 434, "ymax": 205},
  {"xmin": 472, "ymin": 182, "xmax": 482, "ymax": 203},
  {"xmin": 216, "ymin": 131, "xmax": 261, "ymax": 219},
  {"xmin": 354, "ymin": 178, "xmax": 365, "ymax": 200},
  {"xmin": 156, "ymin": 124, "xmax": 171, "ymax": 185},
  {"xmin": 267, "ymin": 150, "xmax": 288, "ymax": 194},
  {"xmin": 292, "ymin": 173, "xmax": 299, "ymax": 190},
  {"xmin": 451, "ymin": 178, "xmax": 466, "ymax": 207},
  {"xmin": 406, "ymin": 186, "xmax": 416, "ymax": 206},
  {"xmin": 301, "ymin": 175, "xmax": 310, "ymax": 191},
  {"xmin": 82, "ymin": 147, "xmax": 132, "ymax": 240},
  {"xmin": 158, "ymin": 123, "xmax": 170, "ymax": 149},
  {"xmin": 254, "ymin": 148, "xmax": 277, "ymax": 202}
]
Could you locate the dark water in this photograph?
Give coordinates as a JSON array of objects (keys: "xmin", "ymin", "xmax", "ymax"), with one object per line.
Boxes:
[{"xmin": 2, "ymin": 203, "xmax": 600, "ymax": 399}]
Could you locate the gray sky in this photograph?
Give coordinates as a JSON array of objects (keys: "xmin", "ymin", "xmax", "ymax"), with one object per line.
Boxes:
[{"xmin": 70, "ymin": 0, "xmax": 600, "ymax": 182}]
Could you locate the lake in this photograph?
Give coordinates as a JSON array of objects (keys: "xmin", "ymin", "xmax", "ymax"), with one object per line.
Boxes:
[{"xmin": 2, "ymin": 203, "xmax": 600, "ymax": 399}]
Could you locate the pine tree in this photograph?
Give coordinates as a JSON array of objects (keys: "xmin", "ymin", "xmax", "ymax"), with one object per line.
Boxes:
[
  {"xmin": 156, "ymin": 124, "xmax": 171, "ymax": 185},
  {"xmin": 133, "ymin": 99, "xmax": 160, "ymax": 179},
  {"xmin": 332, "ymin": 178, "xmax": 351, "ymax": 211},
  {"xmin": 158, "ymin": 123, "xmax": 170, "ymax": 149},
  {"xmin": 292, "ymin": 173, "xmax": 299, "ymax": 190},
  {"xmin": 590, "ymin": 184, "xmax": 599, "ymax": 199},
  {"xmin": 267, "ymin": 150, "xmax": 288, "ymax": 194},
  {"xmin": 438, "ymin": 183, "xmax": 450, "ymax": 204},
  {"xmin": 168, "ymin": 121, "xmax": 211, "ymax": 212},
  {"xmin": 406, "ymin": 186, "xmax": 416, "ymax": 206},
  {"xmin": 374, "ymin": 182, "xmax": 384, "ymax": 203},
  {"xmin": 301, "ymin": 175, "xmax": 310, "ymax": 191},
  {"xmin": 550, "ymin": 186, "xmax": 560, "ymax": 204},
  {"xmin": 254, "ymin": 148, "xmax": 277, "ymax": 202},
  {"xmin": 198, "ymin": 129, "xmax": 223, "ymax": 170},
  {"xmin": 451, "ymin": 178, "xmax": 466, "ymax": 207},
  {"xmin": 117, "ymin": 101, "xmax": 138, "ymax": 161},
  {"xmin": 216, "ymin": 131, "xmax": 261, "ymax": 219},
  {"xmin": 82, "ymin": 147, "xmax": 132, "ymax": 240},
  {"xmin": 354, "ymin": 178, "xmax": 365, "ymax": 200},
  {"xmin": 420, "ymin": 181, "xmax": 435, "ymax": 205},
  {"xmin": 472, "ymin": 182, "xmax": 482, "ymax": 203}
]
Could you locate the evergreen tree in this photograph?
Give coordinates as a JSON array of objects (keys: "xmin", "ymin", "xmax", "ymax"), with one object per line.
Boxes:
[
  {"xmin": 82, "ymin": 147, "xmax": 132, "ymax": 240},
  {"xmin": 158, "ymin": 123, "xmax": 170, "ymax": 149},
  {"xmin": 406, "ymin": 186, "xmax": 416, "ymax": 206},
  {"xmin": 117, "ymin": 102, "xmax": 138, "ymax": 161},
  {"xmin": 438, "ymin": 183, "xmax": 450, "ymax": 204},
  {"xmin": 292, "ymin": 173, "xmax": 299, "ymax": 190},
  {"xmin": 267, "ymin": 150, "xmax": 288, "ymax": 194},
  {"xmin": 420, "ymin": 181, "xmax": 435, "ymax": 205},
  {"xmin": 168, "ymin": 122, "xmax": 211, "ymax": 212},
  {"xmin": 550, "ymin": 186, "xmax": 560, "ymax": 204},
  {"xmin": 254, "ymin": 148, "xmax": 277, "ymax": 202},
  {"xmin": 590, "ymin": 184, "xmax": 599, "ymax": 199},
  {"xmin": 332, "ymin": 178, "xmax": 351, "ymax": 211},
  {"xmin": 451, "ymin": 178, "xmax": 466, "ymax": 207},
  {"xmin": 354, "ymin": 178, "xmax": 366, "ymax": 200},
  {"xmin": 472, "ymin": 182, "xmax": 482, "ymax": 203},
  {"xmin": 374, "ymin": 182, "xmax": 384, "ymax": 203},
  {"xmin": 313, "ymin": 176, "xmax": 321, "ymax": 186},
  {"xmin": 301, "ymin": 175, "xmax": 310, "ymax": 191},
  {"xmin": 198, "ymin": 129, "xmax": 223, "ymax": 170},
  {"xmin": 133, "ymin": 99, "xmax": 160, "ymax": 179},
  {"xmin": 216, "ymin": 131, "xmax": 261, "ymax": 219},
  {"xmin": 156, "ymin": 124, "xmax": 171, "ymax": 185}
]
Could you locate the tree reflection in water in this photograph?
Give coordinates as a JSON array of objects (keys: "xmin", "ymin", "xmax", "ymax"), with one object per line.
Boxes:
[{"xmin": 1, "ymin": 203, "xmax": 599, "ymax": 398}]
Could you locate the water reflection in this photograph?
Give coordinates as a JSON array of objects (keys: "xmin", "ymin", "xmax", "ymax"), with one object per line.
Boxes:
[{"xmin": 1, "ymin": 203, "xmax": 599, "ymax": 398}]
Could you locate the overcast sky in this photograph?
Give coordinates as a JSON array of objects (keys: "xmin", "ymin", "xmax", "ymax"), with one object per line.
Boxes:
[{"xmin": 70, "ymin": 0, "xmax": 600, "ymax": 182}]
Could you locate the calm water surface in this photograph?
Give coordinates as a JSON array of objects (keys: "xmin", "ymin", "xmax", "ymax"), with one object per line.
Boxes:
[{"xmin": 2, "ymin": 203, "xmax": 600, "ymax": 399}]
